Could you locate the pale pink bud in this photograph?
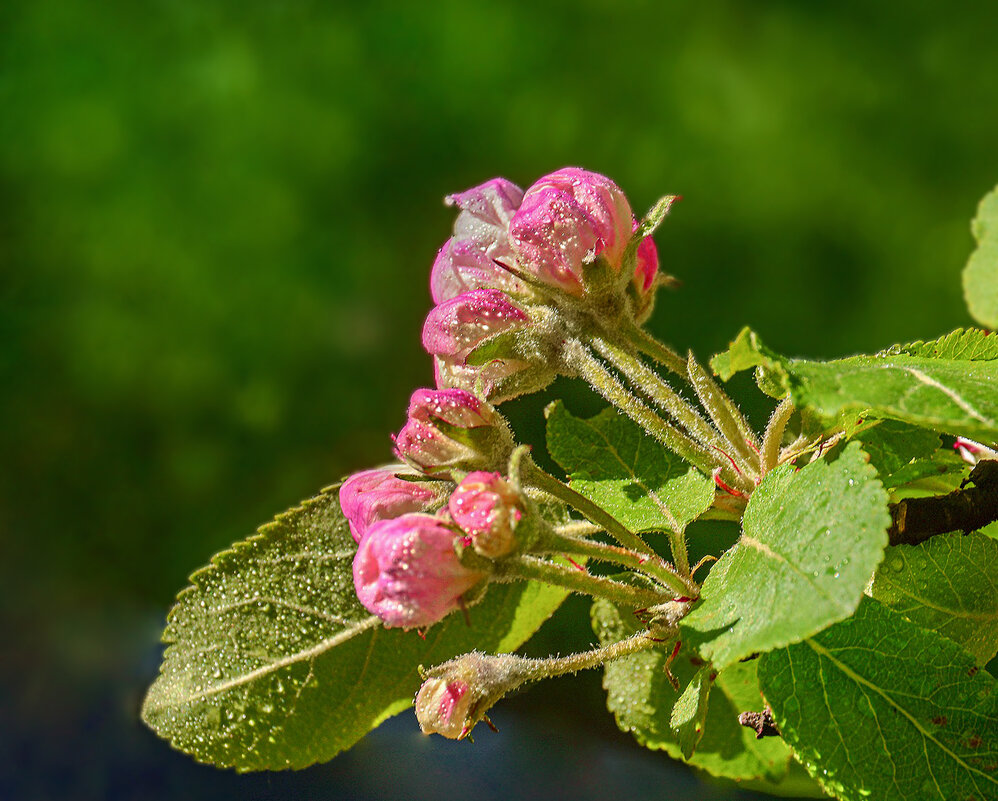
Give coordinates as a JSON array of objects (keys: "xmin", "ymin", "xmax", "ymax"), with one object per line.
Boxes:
[
  {"xmin": 508, "ymin": 167, "xmax": 634, "ymax": 294},
  {"xmin": 422, "ymin": 288, "xmax": 529, "ymax": 362},
  {"xmin": 430, "ymin": 238, "xmax": 526, "ymax": 304},
  {"xmin": 446, "ymin": 177, "xmax": 523, "ymax": 255},
  {"xmin": 954, "ymin": 437, "xmax": 998, "ymax": 466},
  {"xmin": 448, "ymin": 471, "xmax": 521, "ymax": 558},
  {"xmin": 415, "ymin": 650, "xmax": 533, "ymax": 739},
  {"xmin": 414, "ymin": 677, "xmax": 474, "ymax": 739},
  {"xmin": 353, "ymin": 513, "xmax": 486, "ymax": 629},
  {"xmin": 431, "ymin": 178, "xmax": 527, "ymax": 304},
  {"xmin": 339, "ymin": 467, "xmax": 440, "ymax": 544},
  {"xmin": 393, "ymin": 388, "xmax": 512, "ymax": 475}
]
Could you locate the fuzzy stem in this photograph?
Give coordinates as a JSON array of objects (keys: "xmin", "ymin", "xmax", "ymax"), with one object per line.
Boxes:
[
  {"xmin": 554, "ymin": 520, "xmax": 603, "ymax": 537},
  {"xmin": 761, "ymin": 398, "xmax": 795, "ymax": 474},
  {"xmin": 540, "ymin": 528, "xmax": 696, "ymax": 598},
  {"xmin": 620, "ymin": 319, "xmax": 689, "ymax": 377},
  {"xmin": 493, "ymin": 555, "xmax": 665, "ymax": 608},
  {"xmin": 520, "ymin": 632, "xmax": 662, "ymax": 681},
  {"xmin": 685, "ymin": 352, "xmax": 761, "ymax": 478},
  {"xmin": 589, "ymin": 335, "xmax": 726, "ymax": 456},
  {"xmin": 521, "ymin": 457, "xmax": 653, "ymax": 556},
  {"xmin": 562, "ymin": 339, "xmax": 721, "ymax": 479}
]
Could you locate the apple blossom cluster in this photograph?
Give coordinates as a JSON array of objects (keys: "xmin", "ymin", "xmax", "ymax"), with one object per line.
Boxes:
[{"xmin": 339, "ymin": 168, "xmax": 673, "ymax": 633}]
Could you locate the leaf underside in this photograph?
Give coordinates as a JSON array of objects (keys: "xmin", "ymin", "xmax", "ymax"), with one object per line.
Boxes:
[
  {"xmin": 964, "ymin": 183, "xmax": 998, "ymax": 329},
  {"xmin": 141, "ymin": 486, "xmax": 571, "ymax": 770}
]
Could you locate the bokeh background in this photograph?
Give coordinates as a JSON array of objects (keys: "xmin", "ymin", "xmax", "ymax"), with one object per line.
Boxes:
[{"xmin": 3, "ymin": 1, "xmax": 997, "ymax": 799}]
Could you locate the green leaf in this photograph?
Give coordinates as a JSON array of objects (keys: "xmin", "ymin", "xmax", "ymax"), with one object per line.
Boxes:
[
  {"xmin": 964, "ymin": 184, "xmax": 998, "ymax": 329},
  {"xmin": 759, "ymin": 597, "xmax": 998, "ymax": 801},
  {"xmin": 710, "ymin": 326, "xmax": 789, "ymax": 398},
  {"xmin": 682, "ymin": 442, "xmax": 890, "ymax": 669},
  {"xmin": 592, "ymin": 596, "xmax": 792, "ymax": 781},
  {"xmin": 881, "ymin": 449, "xmax": 968, "ymax": 496},
  {"xmin": 709, "ymin": 327, "xmax": 998, "ymax": 441},
  {"xmin": 710, "ymin": 326, "xmax": 779, "ymax": 382},
  {"xmin": 883, "ymin": 328, "xmax": 998, "ymax": 361},
  {"xmin": 856, "ymin": 420, "xmax": 941, "ymax": 486},
  {"xmin": 671, "ymin": 664, "xmax": 713, "ymax": 759},
  {"xmin": 545, "ymin": 401, "xmax": 714, "ymax": 533},
  {"xmin": 141, "ymin": 486, "xmax": 571, "ymax": 770},
  {"xmin": 870, "ymin": 532, "xmax": 998, "ymax": 664}
]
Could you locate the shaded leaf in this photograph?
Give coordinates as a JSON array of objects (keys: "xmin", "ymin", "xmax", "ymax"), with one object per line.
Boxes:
[
  {"xmin": 545, "ymin": 401, "xmax": 714, "ymax": 534},
  {"xmin": 671, "ymin": 664, "xmax": 713, "ymax": 759},
  {"xmin": 856, "ymin": 420, "xmax": 941, "ymax": 487},
  {"xmin": 682, "ymin": 442, "xmax": 890, "ymax": 668},
  {"xmin": 142, "ymin": 486, "xmax": 570, "ymax": 770},
  {"xmin": 964, "ymin": 184, "xmax": 998, "ymax": 329},
  {"xmin": 870, "ymin": 532, "xmax": 998, "ymax": 664},
  {"xmin": 592, "ymin": 596, "xmax": 792, "ymax": 781},
  {"xmin": 759, "ymin": 597, "xmax": 998, "ymax": 801}
]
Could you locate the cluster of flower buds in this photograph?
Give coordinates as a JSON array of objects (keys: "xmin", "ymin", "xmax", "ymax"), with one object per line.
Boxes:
[
  {"xmin": 341, "ymin": 169, "xmax": 675, "ymax": 632},
  {"xmin": 344, "ymin": 469, "xmax": 527, "ymax": 629},
  {"xmin": 342, "ymin": 390, "xmax": 528, "ymax": 629},
  {"xmin": 425, "ymin": 168, "xmax": 666, "ymax": 403}
]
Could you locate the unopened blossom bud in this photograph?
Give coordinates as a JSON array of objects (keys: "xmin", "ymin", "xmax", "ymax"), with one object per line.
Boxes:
[
  {"xmin": 422, "ymin": 287, "xmax": 530, "ymax": 362},
  {"xmin": 393, "ymin": 388, "xmax": 513, "ymax": 475},
  {"xmin": 353, "ymin": 513, "xmax": 487, "ymax": 629},
  {"xmin": 448, "ymin": 471, "xmax": 521, "ymax": 558},
  {"xmin": 430, "ymin": 238, "xmax": 526, "ymax": 304},
  {"xmin": 508, "ymin": 167, "xmax": 634, "ymax": 294},
  {"xmin": 339, "ymin": 467, "xmax": 442, "ymax": 544},
  {"xmin": 954, "ymin": 437, "xmax": 998, "ymax": 466},
  {"xmin": 413, "ymin": 677, "xmax": 474, "ymax": 739},
  {"xmin": 431, "ymin": 178, "xmax": 528, "ymax": 304},
  {"xmin": 447, "ymin": 177, "xmax": 523, "ymax": 255},
  {"xmin": 423, "ymin": 288, "xmax": 553, "ymax": 402},
  {"xmin": 415, "ymin": 650, "xmax": 537, "ymax": 739}
]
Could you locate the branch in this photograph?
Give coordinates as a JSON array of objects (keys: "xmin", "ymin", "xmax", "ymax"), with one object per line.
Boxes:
[{"xmin": 888, "ymin": 460, "xmax": 998, "ymax": 547}]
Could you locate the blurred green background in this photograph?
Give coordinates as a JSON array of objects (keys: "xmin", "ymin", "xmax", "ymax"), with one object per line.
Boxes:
[{"xmin": 2, "ymin": 1, "xmax": 996, "ymax": 799}]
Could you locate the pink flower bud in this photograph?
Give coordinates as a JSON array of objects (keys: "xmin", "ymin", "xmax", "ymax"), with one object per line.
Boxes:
[
  {"xmin": 353, "ymin": 513, "xmax": 487, "ymax": 629},
  {"xmin": 422, "ymin": 288, "xmax": 529, "ymax": 362},
  {"xmin": 430, "ymin": 238, "xmax": 526, "ymax": 304},
  {"xmin": 631, "ymin": 233, "xmax": 660, "ymax": 323},
  {"xmin": 339, "ymin": 467, "xmax": 441, "ymax": 544},
  {"xmin": 508, "ymin": 167, "xmax": 634, "ymax": 294},
  {"xmin": 414, "ymin": 677, "xmax": 473, "ymax": 739},
  {"xmin": 449, "ymin": 471, "xmax": 521, "ymax": 558},
  {"xmin": 431, "ymin": 178, "xmax": 527, "ymax": 304},
  {"xmin": 393, "ymin": 388, "xmax": 512, "ymax": 475},
  {"xmin": 415, "ymin": 650, "xmax": 533, "ymax": 739},
  {"xmin": 446, "ymin": 177, "xmax": 523, "ymax": 255},
  {"xmin": 954, "ymin": 437, "xmax": 998, "ymax": 466}
]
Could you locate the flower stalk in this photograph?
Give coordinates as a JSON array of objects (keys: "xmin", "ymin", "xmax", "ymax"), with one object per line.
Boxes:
[{"xmin": 490, "ymin": 554, "xmax": 666, "ymax": 608}]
